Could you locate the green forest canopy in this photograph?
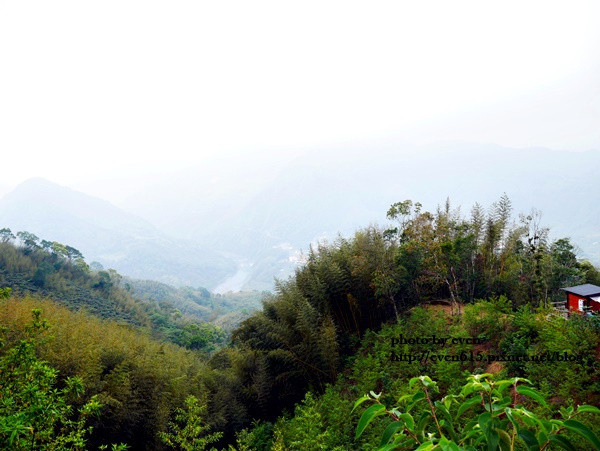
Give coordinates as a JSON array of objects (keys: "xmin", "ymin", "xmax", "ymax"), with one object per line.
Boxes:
[{"xmin": 1, "ymin": 195, "xmax": 600, "ymax": 450}]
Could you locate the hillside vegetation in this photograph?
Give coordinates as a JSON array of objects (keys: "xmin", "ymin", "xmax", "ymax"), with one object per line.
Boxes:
[
  {"xmin": 0, "ymin": 230, "xmax": 262, "ymax": 344},
  {"xmin": 1, "ymin": 195, "xmax": 600, "ymax": 450}
]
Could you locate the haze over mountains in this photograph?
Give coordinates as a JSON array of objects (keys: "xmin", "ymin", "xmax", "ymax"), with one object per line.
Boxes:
[
  {"xmin": 1, "ymin": 143, "xmax": 598, "ymax": 292},
  {"xmin": 0, "ymin": 178, "xmax": 235, "ymax": 289}
]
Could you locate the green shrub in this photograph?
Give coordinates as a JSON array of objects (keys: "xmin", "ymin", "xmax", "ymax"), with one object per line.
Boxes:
[{"xmin": 354, "ymin": 373, "xmax": 600, "ymax": 450}]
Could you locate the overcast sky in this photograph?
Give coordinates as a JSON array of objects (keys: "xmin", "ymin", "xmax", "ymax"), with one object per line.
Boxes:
[{"xmin": 1, "ymin": 1, "xmax": 599, "ymax": 193}]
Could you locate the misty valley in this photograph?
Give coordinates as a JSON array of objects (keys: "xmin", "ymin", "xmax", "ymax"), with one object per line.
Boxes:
[
  {"xmin": 1, "ymin": 186, "xmax": 600, "ymax": 450},
  {"xmin": 3, "ymin": 1, "xmax": 599, "ymax": 448}
]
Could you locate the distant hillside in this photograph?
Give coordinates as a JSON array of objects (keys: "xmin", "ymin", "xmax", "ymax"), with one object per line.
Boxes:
[
  {"xmin": 0, "ymin": 178, "xmax": 236, "ymax": 289},
  {"xmin": 0, "ymin": 237, "xmax": 258, "ymax": 346},
  {"xmin": 125, "ymin": 277, "xmax": 264, "ymax": 331}
]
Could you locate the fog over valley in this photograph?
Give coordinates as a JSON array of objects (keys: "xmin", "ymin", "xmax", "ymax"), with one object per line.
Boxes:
[
  {"xmin": 1, "ymin": 142, "xmax": 598, "ymax": 292},
  {"xmin": 2, "ymin": 3, "xmax": 600, "ymax": 450},
  {"xmin": 1, "ymin": 1, "xmax": 599, "ymax": 291}
]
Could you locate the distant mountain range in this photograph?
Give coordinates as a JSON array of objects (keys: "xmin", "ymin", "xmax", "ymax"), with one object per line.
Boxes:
[
  {"xmin": 117, "ymin": 142, "xmax": 600, "ymax": 276},
  {"xmin": 0, "ymin": 178, "xmax": 236, "ymax": 289},
  {"xmin": 1, "ymin": 143, "xmax": 598, "ymax": 292}
]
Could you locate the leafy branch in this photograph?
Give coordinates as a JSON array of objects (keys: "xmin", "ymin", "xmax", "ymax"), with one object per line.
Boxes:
[{"xmin": 354, "ymin": 373, "xmax": 600, "ymax": 451}]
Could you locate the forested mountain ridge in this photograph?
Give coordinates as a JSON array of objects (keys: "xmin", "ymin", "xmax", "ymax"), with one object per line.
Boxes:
[
  {"xmin": 0, "ymin": 231, "xmax": 260, "ymax": 347},
  {"xmin": 2, "ymin": 194, "xmax": 600, "ymax": 450},
  {"xmin": 125, "ymin": 277, "xmax": 264, "ymax": 331}
]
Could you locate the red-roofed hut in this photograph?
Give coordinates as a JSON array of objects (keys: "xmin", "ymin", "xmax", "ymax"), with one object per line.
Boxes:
[{"xmin": 561, "ymin": 284, "xmax": 600, "ymax": 314}]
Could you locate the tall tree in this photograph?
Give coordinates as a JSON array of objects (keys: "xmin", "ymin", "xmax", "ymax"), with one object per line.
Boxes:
[
  {"xmin": 16, "ymin": 231, "xmax": 40, "ymax": 251},
  {"xmin": 0, "ymin": 228, "xmax": 15, "ymax": 243},
  {"xmin": 65, "ymin": 245, "xmax": 84, "ymax": 261},
  {"xmin": 520, "ymin": 209, "xmax": 550, "ymax": 306}
]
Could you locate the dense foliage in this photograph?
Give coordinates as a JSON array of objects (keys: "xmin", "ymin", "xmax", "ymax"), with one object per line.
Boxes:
[
  {"xmin": 0, "ymin": 231, "xmax": 260, "ymax": 351},
  {"xmin": 0, "ymin": 296, "xmax": 127, "ymax": 450},
  {"xmin": 354, "ymin": 374, "xmax": 600, "ymax": 450},
  {"xmin": 254, "ymin": 303, "xmax": 600, "ymax": 450},
  {"xmin": 1, "ymin": 195, "xmax": 600, "ymax": 450},
  {"xmin": 0, "ymin": 296, "xmax": 212, "ymax": 449},
  {"xmin": 226, "ymin": 196, "xmax": 597, "ymax": 428}
]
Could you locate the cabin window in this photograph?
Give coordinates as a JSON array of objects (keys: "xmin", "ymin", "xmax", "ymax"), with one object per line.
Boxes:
[{"xmin": 578, "ymin": 299, "xmax": 584, "ymax": 312}]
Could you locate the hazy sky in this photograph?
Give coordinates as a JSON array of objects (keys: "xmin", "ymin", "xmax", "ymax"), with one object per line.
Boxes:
[{"xmin": 1, "ymin": 1, "xmax": 599, "ymax": 191}]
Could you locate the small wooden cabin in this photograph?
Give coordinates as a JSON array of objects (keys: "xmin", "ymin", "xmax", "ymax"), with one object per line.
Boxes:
[{"xmin": 561, "ymin": 284, "xmax": 600, "ymax": 314}]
